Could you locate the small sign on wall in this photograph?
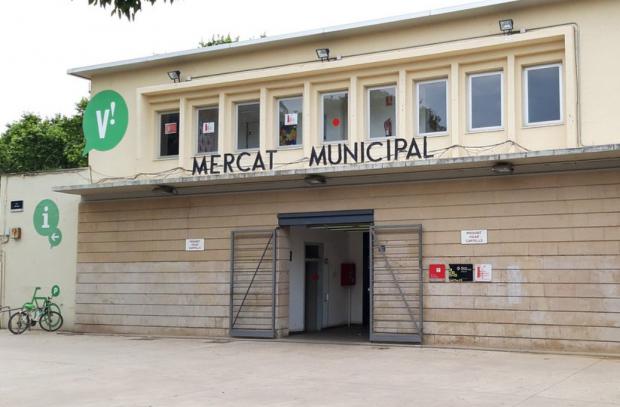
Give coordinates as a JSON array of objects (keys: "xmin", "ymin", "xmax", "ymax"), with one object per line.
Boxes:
[
  {"xmin": 10, "ymin": 200, "xmax": 24, "ymax": 212},
  {"xmin": 448, "ymin": 264, "xmax": 474, "ymax": 282},
  {"xmin": 202, "ymin": 122, "xmax": 215, "ymax": 134},
  {"xmin": 429, "ymin": 264, "xmax": 446, "ymax": 281},
  {"xmin": 461, "ymin": 230, "xmax": 487, "ymax": 245},
  {"xmin": 185, "ymin": 238, "xmax": 205, "ymax": 251},
  {"xmin": 474, "ymin": 264, "xmax": 493, "ymax": 282},
  {"xmin": 284, "ymin": 113, "xmax": 298, "ymax": 126}
]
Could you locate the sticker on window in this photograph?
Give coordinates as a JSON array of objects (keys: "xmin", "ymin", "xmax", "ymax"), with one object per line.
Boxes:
[
  {"xmin": 284, "ymin": 113, "xmax": 298, "ymax": 126},
  {"xmin": 202, "ymin": 122, "xmax": 215, "ymax": 134},
  {"xmin": 164, "ymin": 122, "xmax": 177, "ymax": 135}
]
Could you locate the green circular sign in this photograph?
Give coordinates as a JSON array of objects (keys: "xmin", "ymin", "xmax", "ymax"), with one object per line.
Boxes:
[
  {"xmin": 33, "ymin": 199, "xmax": 59, "ymax": 236},
  {"xmin": 48, "ymin": 229, "xmax": 63, "ymax": 248},
  {"xmin": 82, "ymin": 90, "xmax": 129, "ymax": 155},
  {"xmin": 51, "ymin": 285, "xmax": 61, "ymax": 297}
]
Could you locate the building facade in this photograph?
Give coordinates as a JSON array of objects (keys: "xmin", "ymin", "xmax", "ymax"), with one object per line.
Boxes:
[{"xmin": 61, "ymin": 0, "xmax": 620, "ymax": 354}]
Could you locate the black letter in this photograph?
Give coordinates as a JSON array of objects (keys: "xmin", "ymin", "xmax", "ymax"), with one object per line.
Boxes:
[
  {"xmin": 366, "ymin": 141, "xmax": 383, "ymax": 162},
  {"xmin": 343, "ymin": 143, "xmax": 358, "ymax": 164},
  {"xmin": 192, "ymin": 157, "xmax": 207, "ymax": 175},
  {"xmin": 423, "ymin": 136, "xmax": 434, "ymax": 158},
  {"xmin": 328, "ymin": 144, "xmax": 343, "ymax": 165},
  {"xmin": 266, "ymin": 150, "xmax": 277, "ymax": 170},
  {"xmin": 210, "ymin": 154, "xmax": 221, "ymax": 174},
  {"xmin": 394, "ymin": 138, "xmax": 407, "ymax": 161},
  {"xmin": 236, "ymin": 152, "xmax": 251, "ymax": 172},
  {"xmin": 252, "ymin": 152, "xmax": 266, "ymax": 171},
  {"xmin": 386, "ymin": 138, "xmax": 392, "ymax": 161},
  {"xmin": 309, "ymin": 146, "xmax": 327, "ymax": 167},
  {"xmin": 406, "ymin": 138, "xmax": 422, "ymax": 159},
  {"xmin": 223, "ymin": 154, "xmax": 235, "ymax": 173}
]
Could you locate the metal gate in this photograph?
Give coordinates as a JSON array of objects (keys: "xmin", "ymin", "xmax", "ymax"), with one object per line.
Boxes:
[
  {"xmin": 370, "ymin": 224, "xmax": 423, "ymax": 343},
  {"xmin": 230, "ymin": 229, "xmax": 277, "ymax": 338}
]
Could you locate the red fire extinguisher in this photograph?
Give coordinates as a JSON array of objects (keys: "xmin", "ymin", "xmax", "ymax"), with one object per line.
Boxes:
[{"xmin": 384, "ymin": 118, "xmax": 392, "ymax": 137}]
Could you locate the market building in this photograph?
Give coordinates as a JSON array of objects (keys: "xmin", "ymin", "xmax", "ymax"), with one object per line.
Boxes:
[{"xmin": 60, "ymin": 0, "xmax": 620, "ymax": 354}]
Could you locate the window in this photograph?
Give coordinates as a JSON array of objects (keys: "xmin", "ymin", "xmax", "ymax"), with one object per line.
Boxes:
[
  {"xmin": 236, "ymin": 102, "xmax": 260, "ymax": 150},
  {"xmin": 278, "ymin": 96, "xmax": 303, "ymax": 147},
  {"xmin": 197, "ymin": 107, "xmax": 218, "ymax": 154},
  {"xmin": 524, "ymin": 64, "xmax": 562, "ymax": 125},
  {"xmin": 368, "ymin": 86, "xmax": 397, "ymax": 138},
  {"xmin": 321, "ymin": 91, "xmax": 348, "ymax": 142},
  {"xmin": 159, "ymin": 111, "xmax": 179, "ymax": 157},
  {"xmin": 417, "ymin": 79, "xmax": 448, "ymax": 135},
  {"xmin": 469, "ymin": 71, "xmax": 503, "ymax": 131}
]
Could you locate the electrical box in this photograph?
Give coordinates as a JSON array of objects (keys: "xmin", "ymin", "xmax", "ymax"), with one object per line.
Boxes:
[
  {"xmin": 11, "ymin": 227, "xmax": 22, "ymax": 240},
  {"xmin": 340, "ymin": 263, "xmax": 356, "ymax": 286}
]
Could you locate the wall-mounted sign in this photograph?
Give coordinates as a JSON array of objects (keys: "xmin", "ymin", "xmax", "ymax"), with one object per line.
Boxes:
[
  {"xmin": 10, "ymin": 200, "xmax": 24, "ymax": 212},
  {"xmin": 83, "ymin": 90, "xmax": 129, "ymax": 155},
  {"xmin": 474, "ymin": 264, "xmax": 493, "ymax": 282},
  {"xmin": 448, "ymin": 264, "xmax": 473, "ymax": 282},
  {"xmin": 185, "ymin": 238, "xmax": 205, "ymax": 251},
  {"xmin": 33, "ymin": 199, "xmax": 62, "ymax": 248},
  {"xmin": 461, "ymin": 230, "xmax": 487, "ymax": 245},
  {"xmin": 429, "ymin": 264, "xmax": 446, "ymax": 281}
]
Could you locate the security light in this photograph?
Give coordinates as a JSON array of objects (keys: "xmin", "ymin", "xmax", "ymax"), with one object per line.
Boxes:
[
  {"xmin": 304, "ymin": 174, "xmax": 327, "ymax": 185},
  {"xmin": 315, "ymin": 48, "xmax": 331, "ymax": 62},
  {"xmin": 491, "ymin": 162, "xmax": 514, "ymax": 175},
  {"xmin": 167, "ymin": 70, "xmax": 182, "ymax": 83},
  {"xmin": 499, "ymin": 19, "xmax": 514, "ymax": 34}
]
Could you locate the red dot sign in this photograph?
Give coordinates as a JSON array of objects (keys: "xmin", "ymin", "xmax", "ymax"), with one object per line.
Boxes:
[{"xmin": 332, "ymin": 118, "xmax": 341, "ymax": 127}]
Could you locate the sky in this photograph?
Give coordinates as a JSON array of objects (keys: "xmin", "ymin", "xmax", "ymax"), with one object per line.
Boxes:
[{"xmin": 0, "ymin": 0, "xmax": 475, "ymax": 131}]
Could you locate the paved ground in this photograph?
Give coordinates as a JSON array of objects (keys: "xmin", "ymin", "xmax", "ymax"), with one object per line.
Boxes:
[{"xmin": 0, "ymin": 331, "xmax": 619, "ymax": 407}]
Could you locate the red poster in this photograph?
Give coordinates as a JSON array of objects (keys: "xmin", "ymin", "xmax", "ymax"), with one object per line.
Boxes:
[
  {"xmin": 429, "ymin": 264, "xmax": 446, "ymax": 281},
  {"xmin": 164, "ymin": 122, "xmax": 177, "ymax": 135}
]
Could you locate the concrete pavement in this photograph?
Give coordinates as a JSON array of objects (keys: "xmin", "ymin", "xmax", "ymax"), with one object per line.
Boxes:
[{"xmin": 0, "ymin": 331, "xmax": 619, "ymax": 406}]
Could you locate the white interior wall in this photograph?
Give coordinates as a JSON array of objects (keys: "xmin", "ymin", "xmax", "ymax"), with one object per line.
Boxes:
[{"xmin": 288, "ymin": 226, "xmax": 364, "ymax": 332}]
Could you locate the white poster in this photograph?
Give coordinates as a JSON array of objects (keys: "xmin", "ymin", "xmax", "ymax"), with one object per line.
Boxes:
[
  {"xmin": 474, "ymin": 264, "xmax": 493, "ymax": 282},
  {"xmin": 461, "ymin": 230, "xmax": 488, "ymax": 245},
  {"xmin": 202, "ymin": 122, "xmax": 215, "ymax": 134},
  {"xmin": 284, "ymin": 113, "xmax": 298, "ymax": 126},
  {"xmin": 185, "ymin": 238, "xmax": 205, "ymax": 251}
]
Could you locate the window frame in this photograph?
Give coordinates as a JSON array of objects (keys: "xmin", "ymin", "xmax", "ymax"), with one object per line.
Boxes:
[
  {"xmin": 523, "ymin": 63, "xmax": 563, "ymax": 127},
  {"xmin": 320, "ymin": 90, "xmax": 349, "ymax": 144},
  {"xmin": 235, "ymin": 100, "xmax": 261, "ymax": 152},
  {"xmin": 416, "ymin": 78, "xmax": 449, "ymax": 137},
  {"xmin": 157, "ymin": 110, "xmax": 180, "ymax": 159},
  {"xmin": 366, "ymin": 85, "xmax": 398, "ymax": 140},
  {"xmin": 467, "ymin": 71, "xmax": 504, "ymax": 133},
  {"xmin": 195, "ymin": 105, "xmax": 219, "ymax": 155},
  {"xmin": 275, "ymin": 95, "xmax": 304, "ymax": 149}
]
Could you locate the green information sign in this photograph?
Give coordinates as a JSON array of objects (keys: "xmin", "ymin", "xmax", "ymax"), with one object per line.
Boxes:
[
  {"xmin": 33, "ymin": 199, "xmax": 62, "ymax": 248},
  {"xmin": 82, "ymin": 90, "xmax": 128, "ymax": 155}
]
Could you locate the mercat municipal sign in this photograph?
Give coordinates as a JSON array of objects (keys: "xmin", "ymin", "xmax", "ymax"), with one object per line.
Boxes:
[{"xmin": 192, "ymin": 137, "xmax": 434, "ymax": 175}]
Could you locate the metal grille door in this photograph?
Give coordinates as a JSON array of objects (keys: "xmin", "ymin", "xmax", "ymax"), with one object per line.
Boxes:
[
  {"xmin": 230, "ymin": 229, "xmax": 277, "ymax": 338},
  {"xmin": 370, "ymin": 225, "xmax": 423, "ymax": 343}
]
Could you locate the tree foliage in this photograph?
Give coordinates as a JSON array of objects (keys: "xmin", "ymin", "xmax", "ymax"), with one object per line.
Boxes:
[
  {"xmin": 0, "ymin": 100, "xmax": 88, "ymax": 174},
  {"xmin": 199, "ymin": 34, "xmax": 239, "ymax": 48},
  {"xmin": 88, "ymin": 0, "xmax": 173, "ymax": 20}
]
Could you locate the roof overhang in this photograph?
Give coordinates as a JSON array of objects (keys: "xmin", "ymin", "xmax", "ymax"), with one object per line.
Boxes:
[
  {"xmin": 54, "ymin": 145, "xmax": 620, "ymax": 201},
  {"xmin": 67, "ymin": 0, "xmax": 566, "ymax": 80}
]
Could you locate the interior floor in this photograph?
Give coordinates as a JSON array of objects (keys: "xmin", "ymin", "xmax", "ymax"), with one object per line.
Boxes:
[{"xmin": 287, "ymin": 324, "xmax": 369, "ymax": 343}]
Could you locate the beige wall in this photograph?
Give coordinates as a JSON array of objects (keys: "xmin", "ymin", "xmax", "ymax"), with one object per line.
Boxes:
[
  {"xmin": 83, "ymin": 0, "xmax": 619, "ymax": 179},
  {"xmin": 0, "ymin": 169, "xmax": 90, "ymax": 331},
  {"xmin": 75, "ymin": 168, "xmax": 620, "ymax": 354}
]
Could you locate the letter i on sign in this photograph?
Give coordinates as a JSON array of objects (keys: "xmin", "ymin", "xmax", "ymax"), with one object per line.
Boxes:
[{"xmin": 42, "ymin": 206, "xmax": 49, "ymax": 229}]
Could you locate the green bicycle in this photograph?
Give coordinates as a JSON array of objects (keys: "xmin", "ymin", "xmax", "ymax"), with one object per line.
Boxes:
[{"xmin": 8, "ymin": 285, "xmax": 63, "ymax": 335}]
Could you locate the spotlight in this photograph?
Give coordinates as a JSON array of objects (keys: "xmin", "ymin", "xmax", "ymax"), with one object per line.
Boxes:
[
  {"xmin": 153, "ymin": 185, "xmax": 178, "ymax": 194},
  {"xmin": 315, "ymin": 48, "xmax": 331, "ymax": 62},
  {"xmin": 304, "ymin": 174, "xmax": 326, "ymax": 185},
  {"xmin": 491, "ymin": 162, "xmax": 514, "ymax": 175},
  {"xmin": 167, "ymin": 70, "xmax": 181, "ymax": 83},
  {"xmin": 499, "ymin": 19, "xmax": 514, "ymax": 34}
]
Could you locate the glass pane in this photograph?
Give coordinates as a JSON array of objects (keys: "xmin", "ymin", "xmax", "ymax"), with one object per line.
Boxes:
[
  {"xmin": 527, "ymin": 66, "xmax": 561, "ymax": 123},
  {"xmin": 322, "ymin": 92, "xmax": 348, "ymax": 142},
  {"xmin": 197, "ymin": 108, "xmax": 218, "ymax": 153},
  {"xmin": 279, "ymin": 97, "xmax": 303, "ymax": 146},
  {"xmin": 418, "ymin": 81, "xmax": 447, "ymax": 134},
  {"xmin": 160, "ymin": 112, "xmax": 179, "ymax": 156},
  {"xmin": 237, "ymin": 102, "xmax": 260, "ymax": 150},
  {"xmin": 369, "ymin": 87, "xmax": 396, "ymax": 138},
  {"xmin": 470, "ymin": 73, "xmax": 502, "ymax": 129}
]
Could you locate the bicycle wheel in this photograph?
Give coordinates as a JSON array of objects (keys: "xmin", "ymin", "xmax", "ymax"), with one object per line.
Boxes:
[
  {"xmin": 39, "ymin": 311, "xmax": 63, "ymax": 332},
  {"xmin": 8, "ymin": 311, "xmax": 31, "ymax": 335}
]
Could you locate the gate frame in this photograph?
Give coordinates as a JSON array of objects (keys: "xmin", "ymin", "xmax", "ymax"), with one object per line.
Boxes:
[
  {"xmin": 229, "ymin": 228, "xmax": 277, "ymax": 339},
  {"xmin": 369, "ymin": 224, "xmax": 423, "ymax": 344}
]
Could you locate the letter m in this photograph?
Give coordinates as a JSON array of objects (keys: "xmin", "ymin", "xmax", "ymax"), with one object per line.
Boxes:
[
  {"xmin": 192, "ymin": 157, "xmax": 208, "ymax": 175},
  {"xmin": 309, "ymin": 146, "xmax": 327, "ymax": 167}
]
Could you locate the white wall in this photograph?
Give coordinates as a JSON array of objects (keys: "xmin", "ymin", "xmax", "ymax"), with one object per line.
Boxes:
[
  {"xmin": 288, "ymin": 226, "xmax": 364, "ymax": 332},
  {"xmin": 0, "ymin": 169, "xmax": 89, "ymax": 331}
]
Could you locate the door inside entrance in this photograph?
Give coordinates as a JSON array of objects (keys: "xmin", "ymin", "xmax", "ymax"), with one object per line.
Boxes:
[{"xmin": 304, "ymin": 244, "xmax": 323, "ymax": 332}]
